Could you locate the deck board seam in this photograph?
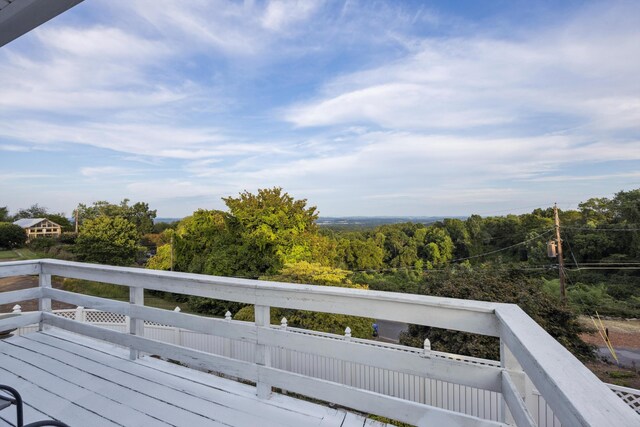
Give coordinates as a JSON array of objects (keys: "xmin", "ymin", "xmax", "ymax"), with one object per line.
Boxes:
[
  {"xmin": 0, "ymin": 339, "xmax": 225, "ymax": 427},
  {"xmin": 0, "ymin": 364, "xmax": 125, "ymax": 426},
  {"xmin": 20, "ymin": 333, "xmax": 334, "ymax": 426},
  {"xmin": 0, "ymin": 350, "xmax": 168, "ymax": 426},
  {"xmin": 0, "ymin": 415, "xmax": 15, "ymax": 427},
  {"xmin": 30, "ymin": 332, "xmax": 337, "ymax": 420}
]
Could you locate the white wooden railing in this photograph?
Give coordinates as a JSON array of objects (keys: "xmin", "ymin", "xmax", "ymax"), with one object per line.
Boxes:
[
  {"xmin": 1, "ymin": 259, "xmax": 638, "ymax": 427},
  {"xmin": 11, "ymin": 306, "xmax": 640, "ymax": 426}
]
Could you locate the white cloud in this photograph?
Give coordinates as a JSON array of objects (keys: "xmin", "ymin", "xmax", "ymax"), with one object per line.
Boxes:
[
  {"xmin": 285, "ymin": 3, "xmax": 640, "ymax": 134},
  {"xmin": 261, "ymin": 1, "xmax": 322, "ymax": 32},
  {"xmin": 80, "ymin": 166, "xmax": 137, "ymax": 178},
  {"xmin": 0, "ymin": 120, "xmax": 281, "ymax": 159}
]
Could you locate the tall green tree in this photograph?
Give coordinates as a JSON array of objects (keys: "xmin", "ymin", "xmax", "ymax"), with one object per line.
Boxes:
[
  {"xmin": 223, "ymin": 187, "xmax": 321, "ymax": 275},
  {"xmin": 13, "ymin": 203, "xmax": 48, "ymax": 219},
  {"xmin": 0, "ymin": 207, "xmax": 9, "ymax": 222},
  {"xmin": 75, "ymin": 216, "xmax": 140, "ymax": 265},
  {"xmin": 77, "ymin": 199, "xmax": 156, "ymax": 236}
]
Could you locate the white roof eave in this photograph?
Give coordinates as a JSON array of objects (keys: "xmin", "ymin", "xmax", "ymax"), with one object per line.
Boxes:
[{"xmin": 0, "ymin": 0, "xmax": 84, "ymax": 48}]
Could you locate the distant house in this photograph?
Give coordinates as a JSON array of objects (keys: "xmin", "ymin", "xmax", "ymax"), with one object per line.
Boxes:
[{"xmin": 13, "ymin": 218, "xmax": 62, "ymax": 240}]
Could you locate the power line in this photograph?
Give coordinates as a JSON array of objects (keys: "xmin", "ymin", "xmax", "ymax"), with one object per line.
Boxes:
[
  {"xmin": 564, "ymin": 226, "xmax": 640, "ymax": 232},
  {"xmin": 574, "ymin": 262, "xmax": 640, "ymax": 265},
  {"xmin": 570, "ymin": 266, "xmax": 640, "ymax": 271},
  {"xmin": 449, "ymin": 229, "xmax": 555, "ymax": 263}
]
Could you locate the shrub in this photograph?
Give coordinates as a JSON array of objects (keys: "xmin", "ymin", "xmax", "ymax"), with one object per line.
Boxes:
[
  {"xmin": 399, "ymin": 268, "xmax": 594, "ymax": 360},
  {"xmin": 0, "ymin": 223, "xmax": 27, "ymax": 249},
  {"xmin": 28, "ymin": 236, "xmax": 57, "ymax": 252}
]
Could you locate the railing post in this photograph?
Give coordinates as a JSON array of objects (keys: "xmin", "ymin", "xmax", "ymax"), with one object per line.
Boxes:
[
  {"xmin": 38, "ymin": 273, "xmax": 51, "ymax": 331},
  {"xmin": 255, "ymin": 305, "xmax": 271, "ymax": 399},
  {"xmin": 75, "ymin": 306, "xmax": 85, "ymax": 323},
  {"xmin": 342, "ymin": 327, "xmax": 352, "ymax": 386},
  {"xmin": 129, "ymin": 286, "xmax": 144, "ymax": 360},
  {"xmin": 223, "ymin": 311, "xmax": 232, "ymax": 359},
  {"xmin": 279, "ymin": 317, "xmax": 288, "ymax": 394},
  {"xmin": 501, "ymin": 341, "xmax": 531, "ymax": 424},
  {"xmin": 173, "ymin": 307, "xmax": 181, "ymax": 346},
  {"xmin": 12, "ymin": 305, "xmax": 21, "ymax": 314}
]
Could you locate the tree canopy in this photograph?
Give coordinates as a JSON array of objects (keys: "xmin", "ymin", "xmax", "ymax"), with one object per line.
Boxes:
[
  {"xmin": 75, "ymin": 216, "xmax": 140, "ymax": 265},
  {"xmin": 77, "ymin": 199, "xmax": 157, "ymax": 236}
]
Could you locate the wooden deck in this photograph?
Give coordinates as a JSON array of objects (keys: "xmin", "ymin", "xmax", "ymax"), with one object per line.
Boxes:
[{"xmin": 0, "ymin": 329, "xmax": 388, "ymax": 427}]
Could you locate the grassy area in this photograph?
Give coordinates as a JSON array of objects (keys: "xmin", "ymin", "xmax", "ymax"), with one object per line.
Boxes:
[
  {"xmin": 59, "ymin": 278, "xmax": 195, "ymax": 313},
  {"xmin": 0, "ymin": 248, "xmax": 46, "ymax": 261}
]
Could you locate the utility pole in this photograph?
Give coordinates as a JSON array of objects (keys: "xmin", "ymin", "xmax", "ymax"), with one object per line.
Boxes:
[
  {"xmin": 170, "ymin": 233, "xmax": 174, "ymax": 272},
  {"xmin": 554, "ymin": 203, "xmax": 566, "ymax": 302}
]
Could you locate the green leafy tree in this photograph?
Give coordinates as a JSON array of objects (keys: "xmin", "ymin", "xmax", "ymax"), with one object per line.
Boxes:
[
  {"xmin": 443, "ymin": 218, "xmax": 471, "ymax": 258},
  {"xmin": 420, "ymin": 226, "xmax": 454, "ymax": 267},
  {"xmin": 173, "ymin": 209, "xmax": 240, "ymax": 276},
  {"xmin": 46, "ymin": 213, "xmax": 73, "ymax": 232},
  {"xmin": 146, "ymin": 243, "xmax": 172, "ymax": 270},
  {"xmin": 0, "ymin": 207, "xmax": 9, "ymax": 222},
  {"xmin": 13, "ymin": 203, "xmax": 48, "ymax": 219},
  {"xmin": 0, "ymin": 223, "xmax": 27, "ymax": 249},
  {"xmin": 223, "ymin": 187, "xmax": 320, "ymax": 274},
  {"xmin": 349, "ymin": 237, "xmax": 385, "ymax": 270},
  {"xmin": 75, "ymin": 216, "xmax": 140, "ymax": 265},
  {"xmin": 77, "ymin": 199, "xmax": 156, "ymax": 236}
]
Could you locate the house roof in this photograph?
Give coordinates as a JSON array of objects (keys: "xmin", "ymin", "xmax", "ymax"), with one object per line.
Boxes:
[
  {"xmin": 0, "ymin": 0, "xmax": 84, "ymax": 48},
  {"xmin": 13, "ymin": 217, "xmax": 59, "ymax": 228}
]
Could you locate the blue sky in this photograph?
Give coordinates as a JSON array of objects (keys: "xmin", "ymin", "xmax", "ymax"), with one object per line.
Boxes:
[{"xmin": 1, "ymin": 0, "xmax": 639, "ymax": 218}]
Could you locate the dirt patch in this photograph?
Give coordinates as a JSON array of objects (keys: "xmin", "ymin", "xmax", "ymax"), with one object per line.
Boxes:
[
  {"xmin": 579, "ymin": 316, "xmax": 640, "ymax": 349},
  {"xmin": 586, "ymin": 361, "xmax": 640, "ymax": 389},
  {"xmin": 0, "ymin": 276, "xmax": 75, "ymax": 313}
]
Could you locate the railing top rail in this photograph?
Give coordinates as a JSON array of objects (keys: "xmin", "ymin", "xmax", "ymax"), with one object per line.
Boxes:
[
  {"xmin": 496, "ymin": 304, "xmax": 639, "ymax": 425},
  {"xmin": 0, "ymin": 259, "xmax": 40, "ymax": 278},
  {"xmin": 34, "ymin": 258, "xmax": 499, "ymax": 312},
  {"xmin": 1, "ymin": 258, "xmax": 501, "ymax": 335},
  {"xmin": 3, "ymin": 259, "xmax": 638, "ymax": 425}
]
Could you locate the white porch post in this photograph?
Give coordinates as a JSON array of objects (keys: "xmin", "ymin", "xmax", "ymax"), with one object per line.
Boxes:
[
  {"xmin": 38, "ymin": 273, "xmax": 51, "ymax": 331},
  {"xmin": 129, "ymin": 287, "xmax": 144, "ymax": 360},
  {"xmin": 501, "ymin": 341, "xmax": 533, "ymax": 425},
  {"xmin": 255, "ymin": 304, "xmax": 272, "ymax": 398}
]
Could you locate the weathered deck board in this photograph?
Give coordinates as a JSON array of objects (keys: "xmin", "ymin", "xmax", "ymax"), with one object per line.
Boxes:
[
  {"xmin": 0, "ymin": 398, "xmax": 50, "ymax": 427},
  {"xmin": 0, "ymin": 330, "xmax": 389, "ymax": 427}
]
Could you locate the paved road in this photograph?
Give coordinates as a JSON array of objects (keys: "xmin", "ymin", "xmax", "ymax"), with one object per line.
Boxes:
[
  {"xmin": 598, "ymin": 347, "xmax": 640, "ymax": 368},
  {"xmin": 375, "ymin": 320, "xmax": 407, "ymax": 343}
]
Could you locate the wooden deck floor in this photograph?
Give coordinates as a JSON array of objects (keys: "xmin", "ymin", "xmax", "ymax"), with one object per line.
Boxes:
[{"xmin": 0, "ymin": 330, "xmax": 388, "ymax": 427}]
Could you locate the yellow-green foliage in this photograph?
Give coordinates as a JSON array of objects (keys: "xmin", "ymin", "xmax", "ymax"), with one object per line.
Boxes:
[
  {"xmin": 146, "ymin": 243, "xmax": 172, "ymax": 270},
  {"xmin": 234, "ymin": 261, "xmax": 375, "ymax": 338},
  {"xmin": 75, "ymin": 216, "xmax": 140, "ymax": 266}
]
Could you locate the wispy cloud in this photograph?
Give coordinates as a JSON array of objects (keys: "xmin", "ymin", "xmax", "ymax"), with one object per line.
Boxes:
[
  {"xmin": 261, "ymin": 0, "xmax": 324, "ymax": 32},
  {"xmin": 286, "ymin": 3, "xmax": 640, "ymax": 135},
  {"xmin": 80, "ymin": 166, "xmax": 138, "ymax": 178},
  {"xmin": 0, "ymin": 0, "xmax": 638, "ymax": 216}
]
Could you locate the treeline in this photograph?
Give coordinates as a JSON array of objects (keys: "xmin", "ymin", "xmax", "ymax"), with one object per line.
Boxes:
[
  {"xmin": 3, "ymin": 188, "xmax": 639, "ymax": 359},
  {"xmin": 147, "ymin": 188, "xmax": 640, "ymax": 276},
  {"xmin": 0, "ymin": 199, "xmax": 157, "ymax": 264}
]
